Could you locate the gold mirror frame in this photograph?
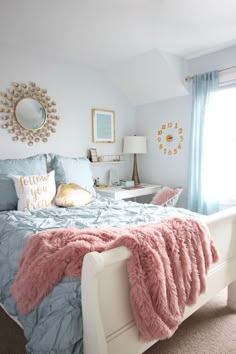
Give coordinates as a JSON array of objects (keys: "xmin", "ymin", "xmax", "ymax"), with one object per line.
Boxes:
[{"xmin": 0, "ymin": 82, "xmax": 60, "ymax": 146}]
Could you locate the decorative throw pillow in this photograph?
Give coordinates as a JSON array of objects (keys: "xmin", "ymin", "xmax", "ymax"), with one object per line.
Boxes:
[
  {"xmin": 0, "ymin": 154, "xmax": 47, "ymax": 211},
  {"xmin": 54, "ymin": 183, "xmax": 93, "ymax": 207},
  {"xmin": 50, "ymin": 154, "xmax": 96, "ymax": 196},
  {"xmin": 151, "ymin": 187, "xmax": 183, "ymax": 207},
  {"xmin": 12, "ymin": 170, "xmax": 56, "ymax": 212}
]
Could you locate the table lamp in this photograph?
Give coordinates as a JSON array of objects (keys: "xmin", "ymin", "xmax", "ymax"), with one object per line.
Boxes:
[{"xmin": 123, "ymin": 135, "xmax": 147, "ymax": 185}]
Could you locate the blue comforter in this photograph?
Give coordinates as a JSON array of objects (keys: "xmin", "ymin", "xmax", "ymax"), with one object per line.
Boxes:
[{"xmin": 0, "ymin": 196, "xmax": 195, "ymax": 353}]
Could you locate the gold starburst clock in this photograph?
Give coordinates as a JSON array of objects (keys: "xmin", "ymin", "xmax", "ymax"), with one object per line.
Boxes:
[{"xmin": 157, "ymin": 122, "xmax": 183, "ymax": 155}]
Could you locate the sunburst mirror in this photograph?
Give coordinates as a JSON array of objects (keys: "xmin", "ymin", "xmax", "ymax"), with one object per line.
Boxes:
[{"xmin": 0, "ymin": 82, "xmax": 60, "ymax": 146}]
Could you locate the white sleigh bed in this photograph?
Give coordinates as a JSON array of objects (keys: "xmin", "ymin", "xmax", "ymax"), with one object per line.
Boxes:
[
  {"xmin": 1, "ymin": 153, "xmax": 236, "ymax": 354},
  {"xmin": 1, "ymin": 205, "xmax": 236, "ymax": 354},
  {"xmin": 82, "ymin": 207, "xmax": 236, "ymax": 354}
]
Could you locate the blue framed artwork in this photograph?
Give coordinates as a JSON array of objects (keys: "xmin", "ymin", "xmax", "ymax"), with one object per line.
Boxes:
[{"xmin": 92, "ymin": 108, "xmax": 115, "ymax": 143}]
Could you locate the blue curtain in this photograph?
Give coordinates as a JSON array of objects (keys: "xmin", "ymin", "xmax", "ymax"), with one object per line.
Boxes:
[{"xmin": 187, "ymin": 71, "xmax": 219, "ymax": 215}]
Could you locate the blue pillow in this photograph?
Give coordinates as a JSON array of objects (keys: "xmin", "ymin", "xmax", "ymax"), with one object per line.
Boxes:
[
  {"xmin": 51, "ymin": 155, "xmax": 96, "ymax": 196},
  {"xmin": 0, "ymin": 154, "xmax": 47, "ymax": 211}
]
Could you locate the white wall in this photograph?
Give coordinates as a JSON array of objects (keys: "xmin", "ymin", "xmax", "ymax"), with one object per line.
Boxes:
[
  {"xmin": 2, "ymin": 43, "xmax": 235, "ymax": 201},
  {"xmin": 135, "ymin": 45, "xmax": 236, "ymax": 207},
  {"xmin": 187, "ymin": 45, "xmax": 236, "ymax": 76},
  {"xmin": 135, "ymin": 96, "xmax": 191, "ymax": 207},
  {"xmin": 0, "ymin": 43, "xmax": 135, "ymax": 183}
]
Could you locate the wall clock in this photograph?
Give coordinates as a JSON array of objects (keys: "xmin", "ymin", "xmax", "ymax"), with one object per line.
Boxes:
[{"xmin": 157, "ymin": 122, "xmax": 183, "ymax": 155}]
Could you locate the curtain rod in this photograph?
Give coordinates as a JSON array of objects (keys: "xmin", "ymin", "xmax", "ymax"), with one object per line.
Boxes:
[{"xmin": 185, "ymin": 65, "xmax": 236, "ymax": 82}]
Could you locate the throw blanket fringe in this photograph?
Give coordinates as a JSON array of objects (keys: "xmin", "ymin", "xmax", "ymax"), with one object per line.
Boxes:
[{"xmin": 11, "ymin": 217, "xmax": 219, "ymax": 341}]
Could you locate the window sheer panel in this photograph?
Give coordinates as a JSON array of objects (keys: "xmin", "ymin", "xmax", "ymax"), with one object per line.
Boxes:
[{"xmin": 205, "ymin": 87, "xmax": 236, "ymax": 201}]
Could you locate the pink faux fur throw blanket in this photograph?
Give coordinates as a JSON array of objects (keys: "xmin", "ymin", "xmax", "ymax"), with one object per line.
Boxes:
[{"xmin": 11, "ymin": 216, "xmax": 219, "ymax": 341}]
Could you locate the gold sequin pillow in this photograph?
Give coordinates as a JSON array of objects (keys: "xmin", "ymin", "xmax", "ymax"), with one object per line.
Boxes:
[{"xmin": 54, "ymin": 183, "xmax": 93, "ymax": 207}]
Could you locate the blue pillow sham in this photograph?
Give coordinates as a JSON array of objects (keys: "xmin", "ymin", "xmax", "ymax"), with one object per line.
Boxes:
[
  {"xmin": 51, "ymin": 154, "xmax": 96, "ymax": 196},
  {"xmin": 0, "ymin": 154, "xmax": 47, "ymax": 211}
]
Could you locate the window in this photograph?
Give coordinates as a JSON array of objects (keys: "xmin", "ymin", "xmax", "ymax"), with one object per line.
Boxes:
[{"xmin": 203, "ymin": 86, "xmax": 236, "ymax": 202}]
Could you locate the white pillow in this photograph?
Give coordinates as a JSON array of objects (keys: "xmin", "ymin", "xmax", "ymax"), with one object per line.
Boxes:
[{"xmin": 12, "ymin": 170, "xmax": 56, "ymax": 212}]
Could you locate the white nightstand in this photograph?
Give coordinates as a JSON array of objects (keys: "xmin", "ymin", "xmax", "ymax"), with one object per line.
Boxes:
[{"xmin": 96, "ymin": 183, "xmax": 161, "ymax": 201}]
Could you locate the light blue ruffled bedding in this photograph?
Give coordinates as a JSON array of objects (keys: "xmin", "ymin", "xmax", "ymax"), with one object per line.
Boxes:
[{"xmin": 0, "ymin": 196, "xmax": 195, "ymax": 353}]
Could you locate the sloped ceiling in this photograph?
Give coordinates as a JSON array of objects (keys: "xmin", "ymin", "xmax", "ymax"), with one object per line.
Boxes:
[
  {"xmin": 1, "ymin": 0, "xmax": 236, "ymax": 105},
  {"xmin": 106, "ymin": 50, "xmax": 189, "ymax": 105}
]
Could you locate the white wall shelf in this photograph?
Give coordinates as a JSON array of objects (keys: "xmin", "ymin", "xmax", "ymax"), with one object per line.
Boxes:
[
  {"xmin": 91, "ymin": 161, "xmax": 125, "ymax": 165},
  {"xmin": 90, "ymin": 154, "xmax": 125, "ymax": 164}
]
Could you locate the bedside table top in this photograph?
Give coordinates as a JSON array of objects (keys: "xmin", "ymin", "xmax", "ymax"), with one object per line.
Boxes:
[{"xmin": 96, "ymin": 183, "xmax": 161, "ymax": 200}]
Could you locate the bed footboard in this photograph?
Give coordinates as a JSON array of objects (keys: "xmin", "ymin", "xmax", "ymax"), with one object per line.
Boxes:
[{"xmin": 82, "ymin": 207, "xmax": 236, "ymax": 354}]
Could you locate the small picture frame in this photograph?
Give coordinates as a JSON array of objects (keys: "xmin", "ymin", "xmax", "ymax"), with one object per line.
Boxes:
[
  {"xmin": 90, "ymin": 148, "xmax": 98, "ymax": 162},
  {"xmin": 92, "ymin": 108, "xmax": 115, "ymax": 143}
]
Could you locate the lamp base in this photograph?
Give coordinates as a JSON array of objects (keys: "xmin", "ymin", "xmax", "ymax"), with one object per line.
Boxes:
[{"xmin": 132, "ymin": 154, "xmax": 140, "ymax": 185}]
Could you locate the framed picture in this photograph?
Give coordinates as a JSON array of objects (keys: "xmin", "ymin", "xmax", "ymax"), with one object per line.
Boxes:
[
  {"xmin": 92, "ymin": 108, "xmax": 115, "ymax": 143},
  {"xmin": 90, "ymin": 148, "xmax": 98, "ymax": 162}
]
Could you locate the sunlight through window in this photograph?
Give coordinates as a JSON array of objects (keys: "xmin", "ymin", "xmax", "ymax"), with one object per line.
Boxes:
[{"xmin": 203, "ymin": 87, "xmax": 236, "ymax": 202}]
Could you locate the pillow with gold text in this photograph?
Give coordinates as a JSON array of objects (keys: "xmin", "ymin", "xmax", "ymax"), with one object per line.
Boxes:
[{"xmin": 12, "ymin": 170, "xmax": 56, "ymax": 212}]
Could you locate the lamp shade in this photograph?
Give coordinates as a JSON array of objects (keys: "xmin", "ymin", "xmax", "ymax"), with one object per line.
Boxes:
[{"xmin": 123, "ymin": 136, "xmax": 147, "ymax": 154}]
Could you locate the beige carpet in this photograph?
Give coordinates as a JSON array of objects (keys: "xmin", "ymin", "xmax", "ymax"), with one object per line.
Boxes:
[
  {"xmin": 0, "ymin": 290, "xmax": 235, "ymax": 354},
  {"xmin": 145, "ymin": 289, "xmax": 236, "ymax": 354}
]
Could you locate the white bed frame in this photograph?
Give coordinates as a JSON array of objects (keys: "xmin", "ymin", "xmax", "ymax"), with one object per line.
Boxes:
[
  {"xmin": 1, "ymin": 208, "xmax": 236, "ymax": 353},
  {"xmin": 82, "ymin": 207, "xmax": 236, "ymax": 354}
]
